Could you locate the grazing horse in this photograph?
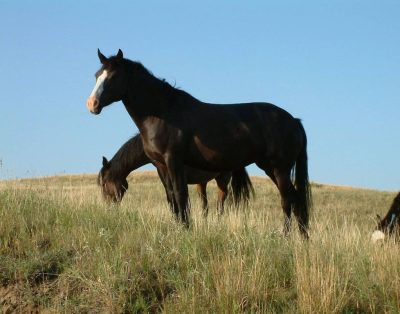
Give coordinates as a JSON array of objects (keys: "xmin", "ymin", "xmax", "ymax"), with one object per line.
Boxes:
[
  {"xmin": 98, "ymin": 134, "xmax": 254, "ymax": 216},
  {"xmin": 372, "ymin": 192, "xmax": 400, "ymax": 242},
  {"xmin": 87, "ymin": 49, "xmax": 311, "ymax": 237}
]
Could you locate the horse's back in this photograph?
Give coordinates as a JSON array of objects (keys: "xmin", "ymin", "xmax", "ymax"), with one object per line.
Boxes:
[
  {"xmin": 196, "ymin": 101, "xmax": 301, "ymax": 146},
  {"xmin": 182, "ymin": 101, "xmax": 303, "ymax": 171}
]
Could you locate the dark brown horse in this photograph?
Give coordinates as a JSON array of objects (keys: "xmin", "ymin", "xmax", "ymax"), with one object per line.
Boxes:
[
  {"xmin": 372, "ymin": 192, "xmax": 400, "ymax": 242},
  {"xmin": 98, "ymin": 134, "xmax": 254, "ymax": 216},
  {"xmin": 87, "ymin": 49, "xmax": 311, "ymax": 237}
]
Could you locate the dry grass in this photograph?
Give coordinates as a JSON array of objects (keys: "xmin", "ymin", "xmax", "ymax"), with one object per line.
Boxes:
[{"xmin": 0, "ymin": 172, "xmax": 399, "ymax": 313}]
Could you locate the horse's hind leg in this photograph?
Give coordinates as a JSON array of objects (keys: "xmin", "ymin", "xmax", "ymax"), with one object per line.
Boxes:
[
  {"xmin": 196, "ymin": 183, "xmax": 209, "ymax": 217},
  {"xmin": 272, "ymin": 169, "xmax": 297, "ymax": 236},
  {"xmin": 293, "ymin": 199, "xmax": 309, "ymax": 239},
  {"xmin": 274, "ymin": 170, "xmax": 296, "ymax": 236},
  {"xmin": 263, "ymin": 166, "xmax": 295, "ymax": 236},
  {"xmin": 272, "ymin": 167, "xmax": 308, "ymax": 239},
  {"xmin": 256, "ymin": 162, "xmax": 293, "ymax": 235}
]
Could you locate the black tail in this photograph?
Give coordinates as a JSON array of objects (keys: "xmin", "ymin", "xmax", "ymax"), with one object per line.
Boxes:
[
  {"xmin": 294, "ymin": 120, "xmax": 312, "ymax": 236},
  {"xmin": 230, "ymin": 168, "xmax": 255, "ymax": 207}
]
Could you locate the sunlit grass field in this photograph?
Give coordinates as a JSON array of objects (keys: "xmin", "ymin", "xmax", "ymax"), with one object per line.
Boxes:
[{"xmin": 0, "ymin": 172, "xmax": 399, "ymax": 313}]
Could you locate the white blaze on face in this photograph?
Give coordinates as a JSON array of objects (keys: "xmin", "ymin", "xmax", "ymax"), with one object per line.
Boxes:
[
  {"xmin": 371, "ymin": 230, "xmax": 385, "ymax": 243},
  {"xmin": 90, "ymin": 70, "xmax": 108, "ymax": 98}
]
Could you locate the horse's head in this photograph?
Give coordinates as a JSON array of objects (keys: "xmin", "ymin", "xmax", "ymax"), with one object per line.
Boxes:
[
  {"xmin": 371, "ymin": 213, "xmax": 398, "ymax": 243},
  {"xmin": 372, "ymin": 193, "xmax": 400, "ymax": 243},
  {"xmin": 87, "ymin": 49, "xmax": 127, "ymax": 115},
  {"xmin": 98, "ymin": 156, "xmax": 128, "ymax": 203}
]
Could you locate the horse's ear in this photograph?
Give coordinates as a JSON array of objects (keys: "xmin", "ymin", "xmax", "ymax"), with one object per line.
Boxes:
[
  {"xmin": 98, "ymin": 49, "xmax": 108, "ymax": 64},
  {"xmin": 102, "ymin": 156, "xmax": 109, "ymax": 167},
  {"xmin": 116, "ymin": 49, "xmax": 123, "ymax": 60}
]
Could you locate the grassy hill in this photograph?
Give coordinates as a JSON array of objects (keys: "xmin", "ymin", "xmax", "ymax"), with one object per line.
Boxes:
[{"xmin": 0, "ymin": 172, "xmax": 398, "ymax": 313}]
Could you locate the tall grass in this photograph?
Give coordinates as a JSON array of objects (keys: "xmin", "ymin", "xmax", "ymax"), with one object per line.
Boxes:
[{"xmin": 0, "ymin": 173, "xmax": 398, "ymax": 313}]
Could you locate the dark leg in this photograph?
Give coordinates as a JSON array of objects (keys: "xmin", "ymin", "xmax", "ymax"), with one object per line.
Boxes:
[
  {"xmin": 215, "ymin": 174, "xmax": 230, "ymax": 215},
  {"xmin": 165, "ymin": 154, "xmax": 190, "ymax": 226},
  {"xmin": 269, "ymin": 167, "xmax": 309, "ymax": 239},
  {"xmin": 257, "ymin": 161, "xmax": 294, "ymax": 236},
  {"xmin": 156, "ymin": 166, "xmax": 177, "ymax": 214},
  {"xmin": 293, "ymin": 194, "xmax": 309, "ymax": 239},
  {"xmin": 274, "ymin": 168, "xmax": 296, "ymax": 237},
  {"xmin": 196, "ymin": 183, "xmax": 209, "ymax": 217},
  {"xmin": 263, "ymin": 167, "xmax": 289, "ymax": 227}
]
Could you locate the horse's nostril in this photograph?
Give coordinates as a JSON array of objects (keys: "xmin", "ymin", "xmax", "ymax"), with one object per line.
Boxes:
[{"xmin": 87, "ymin": 97, "xmax": 100, "ymax": 113}]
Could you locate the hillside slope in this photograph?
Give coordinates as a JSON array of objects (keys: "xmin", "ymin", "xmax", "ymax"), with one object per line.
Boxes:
[{"xmin": 0, "ymin": 172, "xmax": 398, "ymax": 313}]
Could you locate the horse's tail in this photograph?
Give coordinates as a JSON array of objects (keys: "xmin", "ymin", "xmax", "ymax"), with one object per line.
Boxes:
[
  {"xmin": 294, "ymin": 119, "xmax": 312, "ymax": 236},
  {"xmin": 230, "ymin": 168, "xmax": 255, "ymax": 207}
]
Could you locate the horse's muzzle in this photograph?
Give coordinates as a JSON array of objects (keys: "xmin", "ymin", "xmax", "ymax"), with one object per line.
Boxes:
[{"xmin": 87, "ymin": 96, "xmax": 101, "ymax": 115}]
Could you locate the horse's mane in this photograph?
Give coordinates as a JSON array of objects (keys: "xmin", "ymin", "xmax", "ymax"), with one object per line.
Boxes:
[
  {"xmin": 112, "ymin": 132, "xmax": 143, "ymax": 159},
  {"xmin": 122, "ymin": 58, "xmax": 196, "ymax": 102}
]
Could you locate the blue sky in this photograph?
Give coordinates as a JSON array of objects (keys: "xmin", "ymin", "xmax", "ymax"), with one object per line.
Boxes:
[{"xmin": 0, "ymin": 1, "xmax": 399, "ymax": 191}]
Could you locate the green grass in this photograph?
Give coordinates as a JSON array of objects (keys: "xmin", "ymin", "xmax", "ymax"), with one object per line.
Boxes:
[{"xmin": 0, "ymin": 173, "xmax": 399, "ymax": 313}]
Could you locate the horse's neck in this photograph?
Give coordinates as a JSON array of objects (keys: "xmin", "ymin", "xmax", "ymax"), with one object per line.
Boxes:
[
  {"xmin": 110, "ymin": 144, "xmax": 150, "ymax": 179},
  {"xmin": 381, "ymin": 193, "xmax": 400, "ymax": 227},
  {"xmin": 389, "ymin": 193, "xmax": 400, "ymax": 216},
  {"xmin": 122, "ymin": 73, "xmax": 181, "ymax": 130}
]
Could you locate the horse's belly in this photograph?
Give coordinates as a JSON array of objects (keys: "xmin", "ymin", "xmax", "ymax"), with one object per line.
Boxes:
[
  {"xmin": 187, "ymin": 137, "xmax": 256, "ymax": 171},
  {"xmin": 184, "ymin": 166, "xmax": 218, "ymax": 184}
]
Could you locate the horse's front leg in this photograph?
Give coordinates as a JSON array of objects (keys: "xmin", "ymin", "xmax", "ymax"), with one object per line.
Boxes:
[
  {"xmin": 155, "ymin": 165, "xmax": 178, "ymax": 215},
  {"xmin": 196, "ymin": 183, "xmax": 209, "ymax": 217},
  {"xmin": 165, "ymin": 154, "xmax": 190, "ymax": 226},
  {"xmin": 215, "ymin": 173, "xmax": 230, "ymax": 215}
]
